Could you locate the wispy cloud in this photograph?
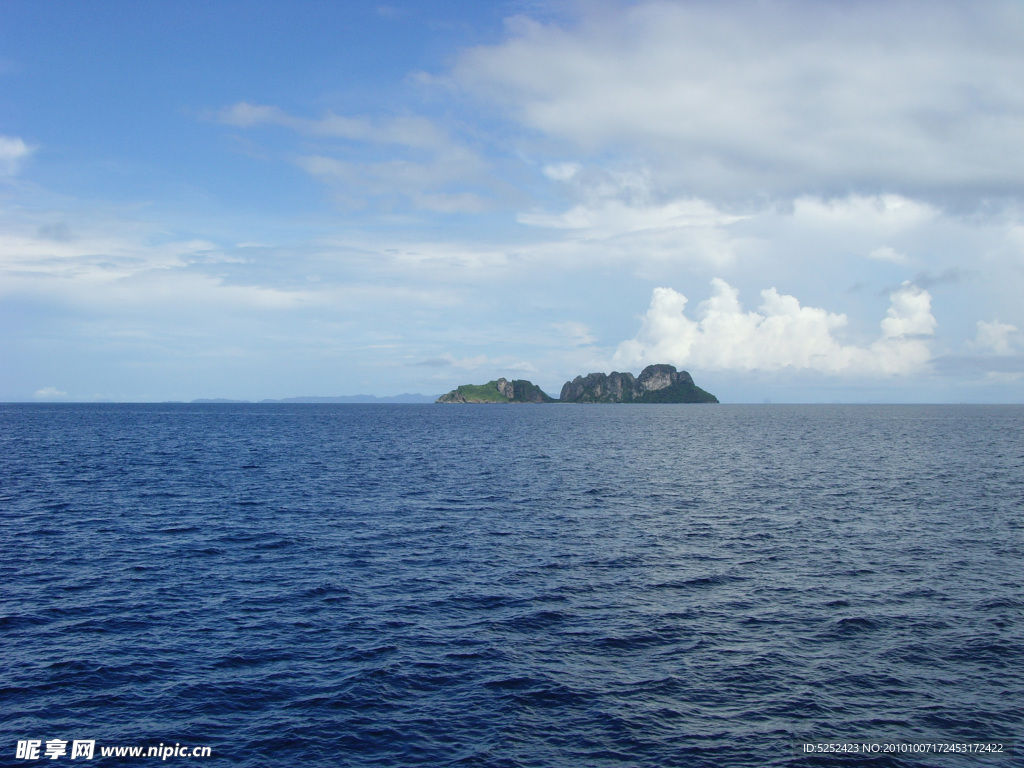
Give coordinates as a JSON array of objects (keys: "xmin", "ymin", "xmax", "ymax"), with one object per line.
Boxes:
[
  {"xmin": 869, "ymin": 246, "xmax": 909, "ymax": 265},
  {"xmin": 219, "ymin": 102, "xmax": 492, "ymax": 212},
  {"xmin": 0, "ymin": 135, "xmax": 33, "ymax": 176},
  {"xmin": 551, "ymin": 321, "xmax": 596, "ymax": 347},
  {"xmin": 34, "ymin": 387, "xmax": 68, "ymax": 399},
  {"xmin": 295, "ymin": 149, "xmax": 488, "ymax": 211},
  {"xmin": 219, "ymin": 102, "xmax": 450, "ymax": 150},
  {"xmin": 415, "ymin": 352, "xmax": 537, "ymax": 375}
]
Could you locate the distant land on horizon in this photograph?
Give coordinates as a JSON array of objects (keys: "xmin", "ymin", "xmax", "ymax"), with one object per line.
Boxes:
[
  {"xmin": 191, "ymin": 365, "xmax": 719, "ymax": 405},
  {"xmin": 190, "ymin": 394, "xmax": 440, "ymax": 404}
]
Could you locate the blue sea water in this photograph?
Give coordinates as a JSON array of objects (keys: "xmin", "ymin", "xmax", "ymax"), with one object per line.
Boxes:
[{"xmin": 1, "ymin": 403, "xmax": 1022, "ymax": 767}]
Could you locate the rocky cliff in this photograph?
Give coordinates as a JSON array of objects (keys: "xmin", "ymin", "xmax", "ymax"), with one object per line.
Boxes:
[
  {"xmin": 436, "ymin": 378, "xmax": 555, "ymax": 403},
  {"xmin": 559, "ymin": 364, "xmax": 718, "ymax": 403}
]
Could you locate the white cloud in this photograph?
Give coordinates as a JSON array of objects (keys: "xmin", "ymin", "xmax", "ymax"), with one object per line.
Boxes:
[
  {"xmin": 972, "ymin": 320, "xmax": 1019, "ymax": 355},
  {"xmin": 0, "ymin": 135, "xmax": 33, "ymax": 176},
  {"xmin": 0, "ymin": 214, "xmax": 315, "ymax": 312},
  {"xmin": 791, "ymin": 195, "xmax": 937, "ymax": 233},
  {"xmin": 0, "ymin": 222, "xmax": 225, "ymax": 282},
  {"xmin": 426, "ymin": 352, "xmax": 538, "ymax": 374},
  {"xmin": 34, "ymin": 387, "xmax": 68, "ymax": 399},
  {"xmin": 551, "ymin": 321, "xmax": 596, "ymax": 347},
  {"xmin": 222, "ymin": 102, "xmax": 490, "ymax": 210},
  {"xmin": 869, "ymin": 246, "xmax": 909, "ymax": 265},
  {"xmin": 220, "ymin": 102, "xmax": 449, "ymax": 150},
  {"xmin": 517, "ymin": 167, "xmax": 747, "ymax": 269},
  {"xmin": 542, "ymin": 162, "xmax": 581, "ymax": 182},
  {"xmin": 411, "ymin": 191, "xmax": 489, "ymax": 214},
  {"xmin": 519, "ymin": 195, "xmax": 741, "ymax": 235},
  {"xmin": 881, "ymin": 284, "xmax": 937, "ymax": 339},
  {"xmin": 295, "ymin": 147, "xmax": 487, "ymax": 211},
  {"xmin": 454, "ymin": 1, "xmax": 1024, "ymax": 202},
  {"xmin": 218, "ymin": 102, "xmax": 287, "ymax": 128},
  {"xmin": 614, "ymin": 279, "xmax": 935, "ymax": 375}
]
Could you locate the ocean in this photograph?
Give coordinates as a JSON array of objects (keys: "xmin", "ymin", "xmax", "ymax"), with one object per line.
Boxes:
[{"xmin": 2, "ymin": 403, "xmax": 1022, "ymax": 767}]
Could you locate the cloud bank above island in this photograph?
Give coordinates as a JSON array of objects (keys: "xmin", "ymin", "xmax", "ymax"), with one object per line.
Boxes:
[{"xmin": 615, "ymin": 280, "xmax": 936, "ymax": 375}]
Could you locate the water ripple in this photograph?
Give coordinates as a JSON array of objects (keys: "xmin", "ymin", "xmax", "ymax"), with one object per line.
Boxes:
[{"xmin": 2, "ymin": 403, "xmax": 1022, "ymax": 767}]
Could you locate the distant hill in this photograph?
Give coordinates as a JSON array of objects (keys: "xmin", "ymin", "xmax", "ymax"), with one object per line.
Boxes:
[
  {"xmin": 436, "ymin": 378, "xmax": 555, "ymax": 403},
  {"xmin": 559, "ymin": 364, "xmax": 718, "ymax": 403},
  {"xmin": 261, "ymin": 394, "xmax": 439, "ymax": 404},
  {"xmin": 191, "ymin": 394, "xmax": 439, "ymax": 404}
]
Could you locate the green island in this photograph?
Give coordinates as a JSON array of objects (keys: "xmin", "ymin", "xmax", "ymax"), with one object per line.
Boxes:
[
  {"xmin": 436, "ymin": 378, "xmax": 555, "ymax": 403},
  {"xmin": 436, "ymin": 364, "xmax": 718, "ymax": 404}
]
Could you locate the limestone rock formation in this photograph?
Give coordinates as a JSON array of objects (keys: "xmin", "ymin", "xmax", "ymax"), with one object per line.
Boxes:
[
  {"xmin": 559, "ymin": 364, "xmax": 718, "ymax": 403},
  {"xmin": 436, "ymin": 378, "xmax": 555, "ymax": 403}
]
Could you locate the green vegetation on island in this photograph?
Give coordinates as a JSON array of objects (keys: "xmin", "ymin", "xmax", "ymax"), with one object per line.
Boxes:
[
  {"xmin": 436, "ymin": 365, "xmax": 718, "ymax": 404},
  {"xmin": 436, "ymin": 378, "xmax": 556, "ymax": 403}
]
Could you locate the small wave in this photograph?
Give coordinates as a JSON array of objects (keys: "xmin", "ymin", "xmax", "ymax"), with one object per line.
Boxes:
[
  {"xmin": 826, "ymin": 616, "xmax": 883, "ymax": 636},
  {"xmin": 345, "ymin": 645, "xmax": 398, "ymax": 662},
  {"xmin": 652, "ymin": 574, "xmax": 742, "ymax": 589},
  {"xmin": 159, "ymin": 525, "xmax": 200, "ymax": 534},
  {"xmin": 213, "ymin": 655, "xmax": 261, "ymax": 669},
  {"xmin": 978, "ymin": 596, "xmax": 1024, "ymax": 610},
  {"xmin": 254, "ymin": 537, "xmax": 295, "ymax": 550},
  {"xmin": 196, "ymin": 547, "xmax": 226, "ymax": 555},
  {"xmin": 594, "ymin": 631, "xmax": 684, "ymax": 650},
  {"xmin": 946, "ymin": 637, "xmax": 1023, "ymax": 666},
  {"xmin": 301, "ymin": 583, "xmax": 351, "ymax": 599},
  {"xmin": 485, "ymin": 675, "xmax": 540, "ymax": 696},
  {"xmin": 500, "ymin": 610, "xmax": 569, "ymax": 630},
  {"xmin": 444, "ymin": 594, "xmax": 519, "ymax": 611}
]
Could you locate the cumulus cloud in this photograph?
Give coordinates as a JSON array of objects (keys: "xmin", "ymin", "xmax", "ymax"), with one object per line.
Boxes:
[
  {"xmin": 972, "ymin": 320, "xmax": 1019, "ymax": 355},
  {"xmin": 0, "ymin": 135, "xmax": 33, "ymax": 176},
  {"xmin": 614, "ymin": 279, "xmax": 936, "ymax": 375},
  {"xmin": 453, "ymin": 1, "xmax": 1024, "ymax": 202}
]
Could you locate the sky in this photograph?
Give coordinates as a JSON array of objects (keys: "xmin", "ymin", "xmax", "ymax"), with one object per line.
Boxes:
[{"xmin": 2, "ymin": 0, "xmax": 1024, "ymax": 403}]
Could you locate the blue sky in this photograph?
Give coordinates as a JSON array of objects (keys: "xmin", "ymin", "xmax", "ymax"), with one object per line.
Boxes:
[{"xmin": 2, "ymin": 0, "xmax": 1023, "ymax": 402}]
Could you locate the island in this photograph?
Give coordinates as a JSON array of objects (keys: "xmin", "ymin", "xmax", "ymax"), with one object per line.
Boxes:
[
  {"xmin": 559, "ymin": 364, "xmax": 718, "ymax": 403},
  {"xmin": 436, "ymin": 378, "xmax": 556, "ymax": 403},
  {"xmin": 436, "ymin": 365, "xmax": 718, "ymax": 404}
]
